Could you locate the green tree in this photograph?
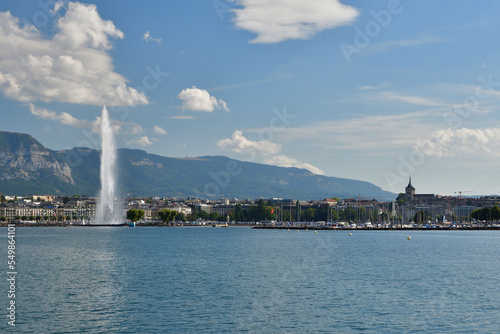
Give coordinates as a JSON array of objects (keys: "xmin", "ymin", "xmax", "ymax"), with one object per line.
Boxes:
[
  {"xmin": 247, "ymin": 200, "xmax": 276, "ymax": 221},
  {"xmin": 305, "ymin": 207, "xmax": 316, "ymax": 221},
  {"xmin": 127, "ymin": 209, "xmax": 145, "ymax": 222},
  {"xmin": 296, "ymin": 201, "xmax": 301, "ymax": 222},
  {"xmin": 471, "ymin": 205, "xmax": 500, "ymax": 222},
  {"xmin": 209, "ymin": 212, "xmax": 219, "ymax": 221},
  {"xmin": 199, "ymin": 210, "xmax": 209, "ymax": 220},
  {"xmin": 0, "ymin": 216, "xmax": 7, "ymax": 222},
  {"xmin": 175, "ymin": 213, "xmax": 186, "ymax": 222},
  {"xmin": 396, "ymin": 193, "xmax": 406, "ymax": 206},
  {"xmin": 234, "ymin": 203, "xmax": 245, "ymax": 222},
  {"xmin": 491, "ymin": 205, "xmax": 500, "ymax": 220},
  {"xmin": 414, "ymin": 211, "xmax": 426, "ymax": 224},
  {"xmin": 158, "ymin": 209, "xmax": 176, "ymax": 224},
  {"xmin": 257, "ymin": 199, "xmax": 266, "ymax": 220}
]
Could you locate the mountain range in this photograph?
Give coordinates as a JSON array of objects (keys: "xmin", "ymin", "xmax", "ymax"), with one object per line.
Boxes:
[{"xmin": 0, "ymin": 131, "xmax": 395, "ymax": 200}]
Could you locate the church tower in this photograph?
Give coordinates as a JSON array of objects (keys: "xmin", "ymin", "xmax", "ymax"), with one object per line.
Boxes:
[{"xmin": 405, "ymin": 176, "xmax": 415, "ymax": 202}]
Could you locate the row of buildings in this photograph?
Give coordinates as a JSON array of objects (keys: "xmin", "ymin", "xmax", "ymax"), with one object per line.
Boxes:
[{"xmin": 0, "ymin": 179, "xmax": 498, "ymax": 223}]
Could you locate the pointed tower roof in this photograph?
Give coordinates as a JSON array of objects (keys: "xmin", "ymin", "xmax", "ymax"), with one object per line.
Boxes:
[{"xmin": 406, "ymin": 175, "xmax": 415, "ymax": 190}]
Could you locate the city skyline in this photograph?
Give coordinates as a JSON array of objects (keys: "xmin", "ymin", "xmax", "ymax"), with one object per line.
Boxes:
[{"xmin": 1, "ymin": 1, "xmax": 500, "ymax": 196}]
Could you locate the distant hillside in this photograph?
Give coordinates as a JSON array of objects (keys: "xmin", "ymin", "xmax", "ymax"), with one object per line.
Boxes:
[{"xmin": 0, "ymin": 131, "xmax": 395, "ymax": 200}]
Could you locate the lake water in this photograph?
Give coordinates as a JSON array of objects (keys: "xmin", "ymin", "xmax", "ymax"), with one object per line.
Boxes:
[{"xmin": 1, "ymin": 227, "xmax": 500, "ymax": 333}]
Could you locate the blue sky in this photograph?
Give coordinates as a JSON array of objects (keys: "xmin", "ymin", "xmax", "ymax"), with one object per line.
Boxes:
[{"xmin": 1, "ymin": 0, "xmax": 500, "ymax": 196}]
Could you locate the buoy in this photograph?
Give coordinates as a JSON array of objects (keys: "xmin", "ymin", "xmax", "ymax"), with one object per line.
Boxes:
[
  {"xmin": 287, "ymin": 229, "xmax": 290, "ymax": 231},
  {"xmin": 407, "ymin": 236, "xmax": 411, "ymax": 240},
  {"xmin": 349, "ymin": 233, "xmax": 352, "ymax": 236},
  {"xmin": 314, "ymin": 231, "xmax": 317, "ymax": 233},
  {"xmin": 297, "ymin": 230, "xmax": 299, "ymax": 232}
]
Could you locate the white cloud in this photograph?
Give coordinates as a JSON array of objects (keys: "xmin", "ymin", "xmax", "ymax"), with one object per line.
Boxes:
[
  {"xmin": 52, "ymin": 1, "xmax": 65, "ymax": 14},
  {"xmin": 143, "ymin": 31, "xmax": 162, "ymax": 44},
  {"xmin": 126, "ymin": 136, "xmax": 156, "ymax": 147},
  {"xmin": 211, "ymin": 72, "xmax": 294, "ymax": 91},
  {"xmin": 217, "ymin": 130, "xmax": 324, "ymax": 174},
  {"xmin": 178, "ymin": 86, "xmax": 229, "ymax": 112},
  {"xmin": 153, "ymin": 125, "xmax": 167, "ymax": 135},
  {"xmin": 91, "ymin": 115, "xmax": 123, "ymax": 135},
  {"xmin": 274, "ymin": 109, "xmax": 444, "ymax": 152},
  {"xmin": 54, "ymin": 2, "xmax": 124, "ymax": 50},
  {"xmin": 167, "ymin": 115, "xmax": 197, "ymax": 120},
  {"xmin": 125, "ymin": 123, "xmax": 145, "ymax": 135},
  {"xmin": 264, "ymin": 155, "xmax": 325, "ymax": 175},
  {"xmin": 357, "ymin": 82, "xmax": 391, "ymax": 90},
  {"xmin": 414, "ymin": 128, "xmax": 500, "ymax": 158},
  {"xmin": 28, "ymin": 103, "xmax": 91, "ymax": 128},
  {"xmin": 379, "ymin": 92, "xmax": 447, "ymax": 106},
  {"xmin": 29, "ymin": 105, "xmax": 151, "ymax": 149},
  {"xmin": 0, "ymin": 3, "xmax": 148, "ymax": 106},
  {"xmin": 217, "ymin": 130, "xmax": 281, "ymax": 155},
  {"xmin": 137, "ymin": 136, "xmax": 154, "ymax": 146},
  {"xmin": 232, "ymin": 0, "xmax": 359, "ymax": 44}
]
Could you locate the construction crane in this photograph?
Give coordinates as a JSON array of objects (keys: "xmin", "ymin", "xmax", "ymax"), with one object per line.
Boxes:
[{"xmin": 454, "ymin": 191, "xmax": 473, "ymax": 199}]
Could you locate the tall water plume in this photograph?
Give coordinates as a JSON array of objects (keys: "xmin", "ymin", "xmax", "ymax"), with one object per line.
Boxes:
[{"xmin": 95, "ymin": 105, "xmax": 121, "ymax": 225}]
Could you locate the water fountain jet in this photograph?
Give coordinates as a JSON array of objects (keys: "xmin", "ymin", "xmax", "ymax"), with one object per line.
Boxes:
[{"xmin": 94, "ymin": 105, "xmax": 122, "ymax": 225}]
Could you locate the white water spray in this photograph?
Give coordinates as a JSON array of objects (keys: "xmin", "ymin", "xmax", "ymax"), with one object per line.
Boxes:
[{"xmin": 95, "ymin": 105, "xmax": 121, "ymax": 225}]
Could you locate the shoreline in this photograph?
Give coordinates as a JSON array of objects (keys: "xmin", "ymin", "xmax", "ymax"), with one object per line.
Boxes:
[
  {"xmin": 252, "ymin": 225, "xmax": 500, "ymax": 231},
  {"xmin": 1, "ymin": 222, "xmax": 500, "ymax": 231}
]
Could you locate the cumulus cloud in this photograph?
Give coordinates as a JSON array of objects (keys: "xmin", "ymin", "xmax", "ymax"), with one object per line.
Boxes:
[
  {"xmin": 217, "ymin": 130, "xmax": 324, "ymax": 174},
  {"xmin": 125, "ymin": 136, "xmax": 156, "ymax": 147},
  {"xmin": 264, "ymin": 155, "xmax": 325, "ymax": 175},
  {"xmin": 414, "ymin": 128, "xmax": 500, "ymax": 157},
  {"xmin": 28, "ymin": 104, "xmax": 154, "ymax": 152},
  {"xmin": 143, "ymin": 31, "xmax": 162, "ymax": 44},
  {"xmin": 28, "ymin": 103, "xmax": 91, "ymax": 128},
  {"xmin": 217, "ymin": 130, "xmax": 281, "ymax": 155},
  {"xmin": 153, "ymin": 125, "xmax": 167, "ymax": 135},
  {"xmin": 0, "ymin": 3, "xmax": 148, "ymax": 106},
  {"xmin": 137, "ymin": 136, "xmax": 154, "ymax": 146},
  {"xmin": 125, "ymin": 123, "xmax": 145, "ymax": 135},
  {"xmin": 232, "ymin": 0, "xmax": 359, "ymax": 43},
  {"xmin": 178, "ymin": 86, "xmax": 229, "ymax": 112}
]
